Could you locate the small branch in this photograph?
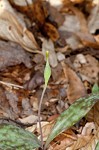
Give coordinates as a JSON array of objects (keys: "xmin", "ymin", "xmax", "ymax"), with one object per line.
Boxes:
[
  {"xmin": 38, "ymin": 85, "xmax": 47, "ymax": 149},
  {"xmin": 0, "ymin": 81, "xmax": 24, "ymax": 89}
]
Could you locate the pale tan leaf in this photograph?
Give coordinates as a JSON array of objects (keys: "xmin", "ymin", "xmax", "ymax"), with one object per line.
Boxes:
[
  {"xmin": 19, "ymin": 115, "xmax": 38, "ymax": 124},
  {"xmin": 42, "ymin": 39, "xmax": 58, "ymax": 67},
  {"xmin": 37, "ymin": 121, "xmax": 54, "ymax": 141},
  {"xmin": 61, "ymin": 62, "xmax": 86, "ymax": 103},
  {"xmin": 0, "ymin": 0, "xmax": 39, "ymax": 53},
  {"xmin": 66, "ymin": 135, "xmax": 92, "ymax": 150},
  {"xmin": 73, "ymin": 54, "xmax": 99, "ymax": 83}
]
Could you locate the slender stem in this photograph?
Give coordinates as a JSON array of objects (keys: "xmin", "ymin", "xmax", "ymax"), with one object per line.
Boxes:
[
  {"xmin": 0, "ymin": 81, "xmax": 24, "ymax": 89},
  {"xmin": 38, "ymin": 85, "xmax": 47, "ymax": 149}
]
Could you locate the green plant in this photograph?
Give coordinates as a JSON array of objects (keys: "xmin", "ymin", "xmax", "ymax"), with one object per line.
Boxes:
[
  {"xmin": 44, "ymin": 84, "xmax": 99, "ymax": 149},
  {"xmin": 0, "ymin": 124, "xmax": 40, "ymax": 150},
  {"xmin": 0, "ymin": 53, "xmax": 98, "ymax": 150},
  {"xmin": 38, "ymin": 51, "xmax": 51, "ymax": 149}
]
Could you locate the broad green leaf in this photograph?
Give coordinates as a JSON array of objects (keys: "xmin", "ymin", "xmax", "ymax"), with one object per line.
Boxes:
[
  {"xmin": 92, "ymin": 83, "xmax": 99, "ymax": 93},
  {"xmin": 0, "ymin": 124, "xmax": 41, "ymax": 150},
  {"xmin": 95, "ymin": 141, "xmax": 99, "ymax": 150},
  {"xmin": 45, "ymin": 93, "xmax": 99, "ymax": 149},
  {"xmin": 44, "ymin": 51, "xmax": 51, "ymax": 86}
]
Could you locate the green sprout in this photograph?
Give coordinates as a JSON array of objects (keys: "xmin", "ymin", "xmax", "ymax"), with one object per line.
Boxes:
[{"xmin": 38, "ymin": 50, "xmax": 51, "ymax": 149}]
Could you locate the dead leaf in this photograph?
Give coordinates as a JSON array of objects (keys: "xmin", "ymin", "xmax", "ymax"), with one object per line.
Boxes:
[
  {"xmin": 37, "ymin": 121, "xmax": 54, "ymax": 141},
  {"xmin": 19, "ymin": 115, "xmax": 38, "ymax": 124},
  {"xmin": 42, "ymin": 39, "xmax": 58, "ymax": 67},
  {"xmin": 5, "ymin": 90, "xmax": 20, "ymax": 119},
  {"xmin": 24, "ymin": 71, "xmax": 44, "ymax": 90},
  {"xmin": 81, "ymin": 122, "xmax": 96, "ymax": 136},
  {"xmin": 66, "ymin": 135, "xmax": 92, "ymax": 150},
  {"xmin": 21, "ymin": 98, "xmax": 33, "ymax": 117},
  {"xmin": 44, "ymin": 23, "xmax": 60, "ymax": 42},
  {"xmin": 73, "ymin": 54, "xmax": 99, "ymax": 83},
  {"xmin": 0, "ymin": 40, "xmax": 32, "ymax": 71},
  {"xmin": 88, "ymin": 5, "xmax": 99, "ymax": 34},
  {"xmin": 87, "ymin": 102, "xmax": 99, "ymax": 126},
  {"xmin": 49, "ymin": 129, "xmax": 77, "ymax": 150},
  {"xmin": 61, "ymin": 62, "xmax": 86, "ymax": 103},
  {"xmin": 0, "ymin": 0, "xmax": 39, "ymax": 52}
]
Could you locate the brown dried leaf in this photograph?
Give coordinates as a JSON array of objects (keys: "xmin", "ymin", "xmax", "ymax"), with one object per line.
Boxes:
[
  {"xmin": 73, "ymin": 54, "xmax": 99, "ymax": 83},
  {"xmin": 87, "ymin": 102, "xmax": 99, "ymax": 126},
  {"xmin": 49, "ymin": 129, "xmax": 77, "ymax": 150},
  {"xmin": 88, "ymin": 5, "xmax": 99, "ymax": 34},
  {"xmin": 5, "ymin": 90, "xmax": 20, "ymax": 118},
  {"xmin": 37, "ymin": 121, "xmax": 54, "ymax": 141},
  {"xmin": 66, "ymin": 123, "xmax": 99, "ymax": 150},
  {"xmin": 0, "ymin": 41, "xmax": 32, "ymax": 71},
  {"xmin": 24, "ymin": 71, "xmax": 44, "ymax": 90},
  {"xmin": 42, "ymin": 39, "xmax": 58, "ymax": 67},
  {"xmin": 61, "ymin": 62, "xmax": 86, "ymax": 103},
  {"xmin": 44, "ymin": 22, "xmax": 60, "ymax": 42},
  {"xmin": 0, "ymin": 87, "xmax": 10, "ymax": 118},
  {"xmin": 21, "ymin": 98, "xmax": 33, "ymax": 117},
  {"xmin": 66, "ymin": 135, "xmax": 92, "ymax": 150},
  {"xmin": 19, "ymin": 115, "xmax": 38, "ymax": 124},
  {"xmin": 0, "ymin": 0, "xmax": 39, "ymax": 53}
]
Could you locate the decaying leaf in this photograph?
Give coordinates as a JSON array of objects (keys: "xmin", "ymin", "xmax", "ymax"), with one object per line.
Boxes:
[
  {"xmin": 24, "ymin": 71, "xmax": 44, "ymax": 90},
  {"xmin": 73, "ymin": 54, "xmax": 99, "ymax": 83},
  {"xmin": 61, "ymin": 62, "xmax": 86, "ymax": 103},
  {"xmin": 0, "ymin": 40, "xmax": 32, "ymax": 71},
  {"xmin": 49, "ymin": 129, "xmax": 77, "ymax": 150},
  {"xmin": 44, "ymin": 22, "xmax": 60, "ymax": 42},
  {"xmin": 88, "ymin": 5, "xmax": 99, "ymax": 34},
  {"xmin": 5, "ymin": 90, "xmax": 20, "ymax": 118},
  {"xmin": 0, "ymin": 0, "xmax": 39, "ymax": 53},
  {"xmin": 19, "ymin": 115, "xmax": 38, "ymax": 124},
  {"xmin": 37, "ymin": 121, "xmax": 54, "ymax": 141},
  {"xmin": 42, "ymin": 39, "xmax": 58, "ymax": 67}
]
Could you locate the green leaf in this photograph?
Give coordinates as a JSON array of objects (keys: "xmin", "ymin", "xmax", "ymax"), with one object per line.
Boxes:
[
  {"xmin": 45, "ymin": 93, "xmax": 99, "ymax": 149},
  {"xmin": 92, "ymin": 83, "xmax": 99, "ymax": 94},
  {"xmin": 0, "ymin": 124, "xmax": 41, "ymax": 150},
  {"xmin": 44, "ymin": 51, "xmax": 51, "ymax": 86},
  {"xmin": 95, "ymin": 141, "xmax": 99, "ymax": 150}
]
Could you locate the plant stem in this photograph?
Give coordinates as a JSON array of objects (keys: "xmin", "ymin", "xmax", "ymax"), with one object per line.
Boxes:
[{"xmin": 38, "ymin": 85, "xmax": 47, "ymax": 149}]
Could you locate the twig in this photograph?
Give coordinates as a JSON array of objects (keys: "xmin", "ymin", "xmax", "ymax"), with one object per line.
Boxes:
[
  {"xmin": 38, "ymin": 86, "xmax": 47, "ymax": 149},
  {"xmin": 0, "ymin": 81, "xmax": 24, "ymax": 89}
]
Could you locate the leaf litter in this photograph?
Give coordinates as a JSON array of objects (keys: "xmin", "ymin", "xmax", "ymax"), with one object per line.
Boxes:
[{"xmin": 0, "ymin": 0, "xmax": 99, "ymax": 150}]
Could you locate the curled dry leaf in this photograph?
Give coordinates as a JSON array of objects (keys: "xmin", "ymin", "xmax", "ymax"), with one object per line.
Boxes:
[
  {"xmin": 0, "ymin": 41, "xmax": 32, "ymax": 71},
  {"xmin": 49, "ymin": 129, "xmax": 77, "ymax": 150},
  {"xmin": 37, "ymin": 121, "xmax": 54, "ymax": 141},
  {"xmin": 42, "ymin": 39, "xmax": 58, "ymax": 67},
  {"xmin": 0, "ymin": 0, "xmax": 39, "ymax": 53},
  {"xmin": 66, "ymin": 134, "xmax": 92, "ymax": 150},
  {"xmin": 24, "ymin": 71, "xmax": 44, "ymax": 90},
  {"xmin": 19, "ymin": 115, "xmax": 38, "ymax": 124},
  {"xmin": 67, "ymin": 123, "xmax": 99, "ymax": 150},
  {"xmin": 21, "ymin": 98, "xmax": 33, "ymax": 117},
  {"xmin": 88, "ymin": 5, "xmax": 99, "ymax": 34},
  {"xmin": 73, "ymin": 54, "xmax": 99, "ymax": 83},
  {"xmin": 87, "ymin": 102, "xmax": 99, "ymax": 126},
  {"xmin": 61, "ymin": 62, "xmax": 86, "ymax": 104},
  {"xmin": 5, "ymin": 90, "xmax": 20, "ymax": 118}
]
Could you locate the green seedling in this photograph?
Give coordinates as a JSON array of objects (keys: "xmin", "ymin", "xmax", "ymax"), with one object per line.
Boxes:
[{"xmin": 38, "ymin": 50, "xmax": 51, "ymax": 149}]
